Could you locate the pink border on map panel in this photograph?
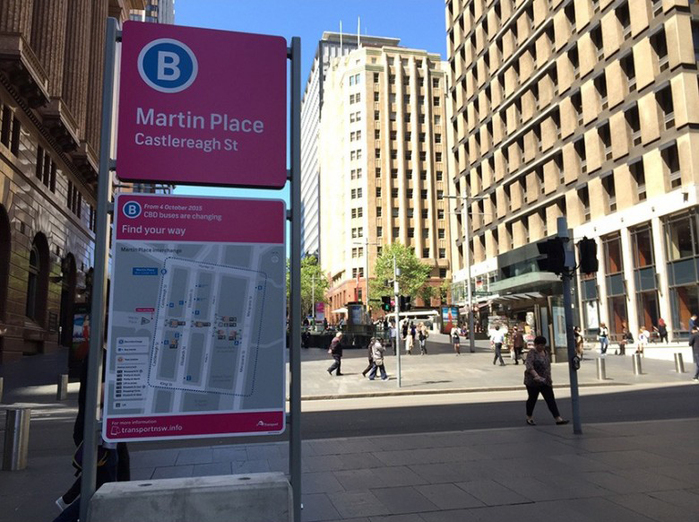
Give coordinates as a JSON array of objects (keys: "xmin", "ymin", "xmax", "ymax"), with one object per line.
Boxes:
[
  {"xmin": 115, "ymin": 194, "xmax": 285, "ymax": 244},
  {"xmin": 105, "ymin": 411, "xmax": 285, "ymax": 441},
  {"xmin": 116, "ymin": 21, "xmax": 287, "ymax": 188}
]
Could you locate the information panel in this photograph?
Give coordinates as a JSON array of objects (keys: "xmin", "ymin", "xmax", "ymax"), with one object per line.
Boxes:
[
  {"xmin": 116, "ymin": 21, "xmax": 287, "ymax": 187},
  {"xmin": 103, "ymin": 194, "xmax": 286, "ymax": 442}
]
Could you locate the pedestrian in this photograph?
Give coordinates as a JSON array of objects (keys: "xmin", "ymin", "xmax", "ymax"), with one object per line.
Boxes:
[
  {"xmin": 655, "ymin": 318, "xmax": 668, "ymax": 344},
  {"xmin": 402, "ymin": 320, "xmax": 409, "ymax": 341},
  {"xmin": 574, "ymin": 326, "xmax": 584, "ymax": 359},
  {"xmin": 53, "ymin": 350, "xmax": 129, "ymax": 522},
  {"xmin": 490, "ymin": 324, "xmax": 506, "ymax": 366},
  {"xmin": 389, "ymin": 321, "xmax": 397, "ymax": 354},
  {"xmin": 450, "ymin": 325, "xmax": 461, "ymax": 355},
  {"xmin": 368, "ymin": 338, "xmax": 388, "ymax": 381},
  {"xmin": 301, "ymin": 329, "xmax": 311, "ymax": 349},
  {"xmin": 524, "ymin": 335, "xmax": 569, "ymax": 426},
  {"xmin": 689, "ymin": 326, "xmax": 699, "ymax": 382},
  {"xmin": 418, "ymin": 322, "xmax": 429, "ymax": 355},
  {"xmin": 361, "ymin": 337, "xmax": 375, "ymax": 377},
  {"xmin": 617, "ymin": 325, "xmax": 631, "ymax": 356},
  {"xmin": 322, "ymin": 318, "xmax": 328, "ymax": 331},
  {"xmin": 512, "ymin": 326, "xmax": 525, "ymax": 365},
  {"xmin": 405, "ymin": 324, "xmax": 414, "ymax": 354},
  {"xmin": 598, "ymin": 323, "xmax": 609, "ymax": 355},
  {"xmin": 690, "ymin": 314, "xmax": 698, "ymax": 331},
  {"xmin": 327, "ymin": 332, "xmax": 343, "ymax": 376},
  {"xmin": 637, "ymin": 327, "xmax": 649, "ymax": 356}
]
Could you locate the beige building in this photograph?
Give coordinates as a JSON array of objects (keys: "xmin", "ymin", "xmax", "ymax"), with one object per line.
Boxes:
[
  {"xmin": 318, "ymin": 43, "xmax": 451, "ymax": 320},
  {"xmin": 446, "ymin": 0, "xmax": 699, "ymax": 341}
]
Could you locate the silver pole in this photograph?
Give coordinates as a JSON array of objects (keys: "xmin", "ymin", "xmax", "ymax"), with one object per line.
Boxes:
[
  {"xmin": 393, "ymin": 255, "xmax": 401, "ymax": 388},
  {"xmin": 2, "ymin": 408, "xmax": 31, "ymax": 471},
  {"xmin": 57, "ymin": 373, "xmax": 69, "ymax": 401},
  {"xmin": 596, "ymin": 358, "xmax": 606, "ymax": 380},
  {"xmin": 80, "ymin": 18, "xmax": 118, "ymax": 522},
  {"xmin": 558, "ymin": 217, "xmax": 582, "ymax": 435},
  {"xmin": 311, "ymin": 275, "xmax": 315, "ymax": 331},
  {"xmin": 674, "ymin": 353, "xmax": 685, "ymax": 373},
  {"xmin": 288, "ymin": 36, "xmax": 302, "ymax": 522},
  {"xmin": 465, "ymin": 199, "xmax": 475, "ymax": 353},
  {"xmin": 0, "ymin": 376, "xmax": 4, "ymax": 403},
  {"xmin": 365, "ymin": 237, "xmax": 370, "ymax": 313},
  {"xmin": 633, "ymin": 353, "xmax": 643, "ymax": 375}
]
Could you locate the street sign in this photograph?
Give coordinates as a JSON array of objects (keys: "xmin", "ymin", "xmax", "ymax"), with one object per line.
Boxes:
[
  {"xmin": 116, "ymin": 21, "xmax": 287, "ymax": 188},
  {"xmin": 103, "ymin": 194, "xmax": 286, "ymax": 441}
]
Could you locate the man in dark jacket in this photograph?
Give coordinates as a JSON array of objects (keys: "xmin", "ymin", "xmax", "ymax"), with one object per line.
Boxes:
[
  {"xmin": 327, "ymin": 332, "xmax": 344, "ymax": 376},
  {"xmin": 512, "ymin": 326, "xmax": 525, "ymax": 365},
  {"xmin": 689, "ymin": 326, "xmax": 699, "ymax": 381}
]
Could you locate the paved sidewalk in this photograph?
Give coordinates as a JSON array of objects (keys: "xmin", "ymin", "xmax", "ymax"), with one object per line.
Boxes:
[{"xmin": 1, "ymin": 342, "xmax": 698, "ymax": 521}]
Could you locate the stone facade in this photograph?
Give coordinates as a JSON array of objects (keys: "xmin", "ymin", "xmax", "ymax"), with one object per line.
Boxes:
[{"xmin": 0, "ymin": 0, "xmax": 144, "ymax": 362}]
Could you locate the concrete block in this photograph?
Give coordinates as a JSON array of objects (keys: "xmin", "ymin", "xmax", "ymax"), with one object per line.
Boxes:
[{"xmin": 88, "ymin": 472, "xmax": 293, "ymax": 522}]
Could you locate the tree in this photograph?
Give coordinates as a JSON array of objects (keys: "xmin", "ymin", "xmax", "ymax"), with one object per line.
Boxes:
[
  {"xmin": 287, "ymin": 255, "xmax": 330, "ymax": 317},
  {"xmin": 369, "ymin": 243, "xmax": 431, "ymax": 303}
]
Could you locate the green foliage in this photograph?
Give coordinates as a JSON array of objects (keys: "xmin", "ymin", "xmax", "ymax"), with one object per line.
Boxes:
[
  {"xmin": 286, "ymin": 255, "xmax": 330, "ymax": 316},
  {"xmin": 369, "ymin": 243, "xmax": 431, "ymax": 302}
]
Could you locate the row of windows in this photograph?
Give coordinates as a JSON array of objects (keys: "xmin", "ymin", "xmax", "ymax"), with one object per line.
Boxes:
[
  {"xmin": 350, "ymin": 207, "xmax": 363, "ymax": 219},
  {"xmin": 378, "ymin": 169, "xmax": 444, "ymax": 181},
  {"xmin": 376, "ymin": 207, "xmax": 446, "ymax": 220},
  {"xmin": 349, "ymin": 93, "xmax": 361, "ymax": 104},
  {"xmin": 0, "ymin": 105, "xmax": 21, "ymax": 156},
  {"xmin": 376, "ymin": 187, "xmax": 445, "ymax": 200},
  {"xmin": 384, "ymin": 149, "xmax": 443, "ymax": 162},
  {"xmin": 373, "ymin": 70, "xmax": 442, "ymax": 90}
]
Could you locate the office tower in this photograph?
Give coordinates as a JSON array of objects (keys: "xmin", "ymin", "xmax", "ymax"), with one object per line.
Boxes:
[
  {"xmin": 446, "ymin": 0, "xmax": 699, "ymax": 341},
  {"xmin": 130, "ymin": 0, "xmax": 175, "ymax": 24},
  {"xmin": 0, "ymin": 1, "xmax": 142, "ymax": 363},
  {"xmin": 301, "ymin": 32, "xmax": 400, "ymax": 259},
  {"xmin": 319, "ymin": 43, "xmax": 450, "ymax": 319}
]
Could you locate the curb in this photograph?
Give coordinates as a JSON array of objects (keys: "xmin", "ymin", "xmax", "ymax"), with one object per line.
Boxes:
[{"xmin": 295, "ymin": 380, "xmax": 629, "ymax": 401}]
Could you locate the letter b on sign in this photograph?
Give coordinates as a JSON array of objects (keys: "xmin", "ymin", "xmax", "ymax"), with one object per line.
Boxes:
[{"xmin": 138, "ymin": 38, "xmax": 198, "ymax": 93}]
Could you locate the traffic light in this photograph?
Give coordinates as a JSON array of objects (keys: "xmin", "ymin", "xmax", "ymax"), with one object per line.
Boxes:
[
  {"xmin": 381, "ymin": 296, "xmax": 392, "ymax": 312},
  {"xmin": 578, "ymin": 237, "xmax": 599, "ymax": 275},
  {"xmin": 537, "ymin": 237, "xmax": 566, "ymax": 275},
  {"xmin": 399, "ymin": 295, "xmax": 412, "ymax": 312}
]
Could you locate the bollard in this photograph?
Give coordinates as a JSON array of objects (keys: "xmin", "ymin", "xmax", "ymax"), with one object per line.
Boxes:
[
  {"xmin": 596, "ymin": 357, "xmax": 606, "ymax": 380},
  {"xmin": 674, "ymin": 353, "xmax": 685, "ymax": 373},
  {"xmin": 633, "ymin": 353, "xmax": 643, "ymax": 375},
  {"xmin": 2, "ymin": 408, "xmax": 31, "ymax": 471},
  {"xmin": 57, "ymin": 373, "xmax": 69, "ymax": 401},
  {"xmin": 0, "ymin": 376, "xmax": 3, "ymax": 403}
]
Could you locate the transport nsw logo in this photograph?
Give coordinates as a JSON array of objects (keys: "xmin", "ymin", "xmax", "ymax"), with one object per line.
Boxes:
[{"xmin": 138, "ymin": 38, "xmax": 198, "ymax": 93}]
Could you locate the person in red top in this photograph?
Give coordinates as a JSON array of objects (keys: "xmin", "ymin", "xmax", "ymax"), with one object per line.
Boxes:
[{"xmin": 511, "ymin": 326, "xmax": 525, "ymax": 365}]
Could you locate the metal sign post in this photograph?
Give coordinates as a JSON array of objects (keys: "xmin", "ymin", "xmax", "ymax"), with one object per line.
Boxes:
[
  {"xmin": 288, "ymin": 36, "xmax": 302, "ymax": 522},
  {"xmin": 80, "ymin": 17, "xmax": 118, "ymax": 522},
  {"xmin": 393, "ymin": 256, "xmax": 402, "ymax": 388},
  {"xmin": 557, "ymin": 217, "xmax": 582, "ymax": 435}
]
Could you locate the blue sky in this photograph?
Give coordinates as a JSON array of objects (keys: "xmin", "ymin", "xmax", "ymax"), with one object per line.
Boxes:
[{"xmin": 172, "ymin": 0, "xmax": 447, "ymax": 200}]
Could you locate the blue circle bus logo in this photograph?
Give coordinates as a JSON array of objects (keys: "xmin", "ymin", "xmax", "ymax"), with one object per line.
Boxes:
[
  {"xmin": 138, "ymin": 38, "xmax": 198, "ymax": 93},
  {"xmin": 123, "ymin": 201, "xmax": 142, "ymax": 219}
]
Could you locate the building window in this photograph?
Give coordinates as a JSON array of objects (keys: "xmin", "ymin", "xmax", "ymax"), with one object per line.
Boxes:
[
  {"xmin": 422, "ymin": 248, "xmax": 430, "ymax": 258},
  {"xmin": 435, "ymin": 152, "xmax": 442, "ymax": 162},
  {"xmin": 437, "ymin": 190, "xmax": 444, "ymax": 200},
  {"xmin": 376, "ymin": 188, "xmax": 382, "ymax": 197},
  {"xmin": 25, "ymin": 234, "xmax": 49, "ymax": 324},
  {"xmin": 630, "ymin": 160, "xmax": 646, "ymax": 202},
  {"xmin": 376, "ymin": 207, "xmax": 382, "ymax": 217},
  {"xmin": 438, "ymin": 228, "xmax": 445, "ymax": 239},
  {"xmin": 422, "ymin": 209, "xmax": 428, "ymax": 219},
  {"xmin": 625, "ymin": 105, "xmax": 641, "ymax": 147},
  {"xmin": 392, "ymin": 208, "xmax": 400, "ymax": 218},
  {"xmin": 579, "ymin": 185, "xmax": 590, "ymax": 222},
  {"xmin": 439, "ymin": 248, "xmax": 446, "ymax": 259},
  {"xmin": 437, "ymin": 209, "xmax": 444, "ymax": 220},
  {"xmin": 602, "ymin": 174, "xmax": 616, "ymax": 212},
  {"xmin": 0, "ymin": 106, "xmax": 11, "ymax": 147},
  {"xmin": 657, "ymin": 86, "xmax": 675, "ymax": 130},
  {"xmin": 662, "ymin": 144, "xmax": 681, "ymax": 188},
  {"xmin": 422, "ymin": 228, "xmax": 429, "ymax": 239},
  {"xmin": 408, "ymin": 228, "xmax": 414, "ymax": 238},
  {"xmin": 421, "ymin": 189, "xmax": 428, "ymax": 200},
  {"xmin": 377, "ymin": 226, "xmax": 383, "ymax": 237}
]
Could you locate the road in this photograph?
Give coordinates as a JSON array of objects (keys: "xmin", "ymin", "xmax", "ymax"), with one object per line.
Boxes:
[{"xmin": 132, "ymin": 382, "xmax": 699, "ymax": 450}]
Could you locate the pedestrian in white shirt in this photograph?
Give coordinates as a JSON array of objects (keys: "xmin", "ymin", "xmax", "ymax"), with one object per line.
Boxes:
[{"xmin": 490, "ymin": 325, "xmax": 506, "ymax": 366}]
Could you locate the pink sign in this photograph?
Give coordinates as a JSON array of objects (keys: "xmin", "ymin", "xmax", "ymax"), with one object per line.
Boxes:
[
  {"xmin": 106, "ymin": 411, "xmax": 284, "ymax": 440},
  {"xmin": 116, "ymin": 21, "xmax": 287, "ymax": 188},
  {"xmin": 115, "ymin": 194, "xmax": 285, "ymax": 243}
]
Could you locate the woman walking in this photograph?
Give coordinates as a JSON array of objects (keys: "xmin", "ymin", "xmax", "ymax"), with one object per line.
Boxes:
[
  {"xmin": 368, "ymin": 338, "xmax": 388, "ymax": 381},
  {"xmin": 418, "ymin": 323, "xmax": 429, "ymax": 355},
  {"xmin": 524, "ymin": 336, "xmax": 568, "ymax": 426},
  {"xmin": 637, "ymin": 327, "xmax": 649, "ymax": 356},
  {"xmin": 655, "ymin": 318, "xmax": 668, "ymax": 344},
  {"xmin": 598, "ymin": 323, "xmax": 609, "ymax": 355},
  {"xmin": 451, "ymin": 325, "xmax": 461, "ymax": 355},
  {"xmin": 361, "ymin": 337, "xmax": 375, "ymax": 377}
]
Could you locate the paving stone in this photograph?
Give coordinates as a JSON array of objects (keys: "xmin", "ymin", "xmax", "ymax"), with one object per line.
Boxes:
[
  {"xmin": 151, "ymin": 465, "xmax": 194, "ymax": 479},
  {"xmin": 563, "ymin": 497, "xmax": 657, "ymax": 522},
  {"xmin": 647, "ymin": 489, "xmax": 699, "ymax": 512},
  {"xmin": 211, "ymin": 446, "xmax": 247, "ymax": 462},
  {"xmin": 368, "ymin": 514, "xmax": 427, "ymax": 522},
  {"xmin": 231, "ymin": 459, "xmax": 270, "ymax": 473},
  {"xmin": 305, "ymin": 455, "xmax": 346, "ymax": 472},
  {"xmin": 371, "ymin": 487, "xmax": 438, "ymax": 515},
  {"xmin": 129, "ymin": 448, "xmax": 180, "ymax": 467},
  {"xmin": 303, "ymin": 471, "xmax": 346, "ymax": 495},
  {"xmin": 414, "ymin": 483, "xmax": 485, "ymax": 510},
  {"xmin": 191, "ymin": 461, "xmax": 232, "ymax": 477},
  {"xmin": 455, "ymin": 479, "xmax": 531, "ymax": 507},
  {"xmin": 607, "ymin": 492, "xmax": 699, "ymax": 522},
  {"xmin": 302, "ymin": 493, "xmax": 342, "ymax": 522},
  {"xmin": 328, "ymin": 490, "xmax": 391, "ymax": 519},
  {"xmin": 175, "ymin": 447, "xmax": 213, "ymax": 465},
  {"xmin": 372, "ymin": 466, "xmax": 430, "ymax": 487}
]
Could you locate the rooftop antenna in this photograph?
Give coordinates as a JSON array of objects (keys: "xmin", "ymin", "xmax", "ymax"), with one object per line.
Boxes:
[
  {"xmin": 357, "ymin": 16, "xmax": 361, "ymax": 48},
  {"xmin": 339, "ymin": 20, "xmax": 343, "ymax": 54}
]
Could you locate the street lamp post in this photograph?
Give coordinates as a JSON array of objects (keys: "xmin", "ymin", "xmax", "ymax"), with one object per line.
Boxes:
[
  {"xmin": 353, "ymin": 237, "xmax": 377, "ymax": 316},
  {"xmin": 447, "ymin": 194, "xmax": 487, "ymax": 353}
]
